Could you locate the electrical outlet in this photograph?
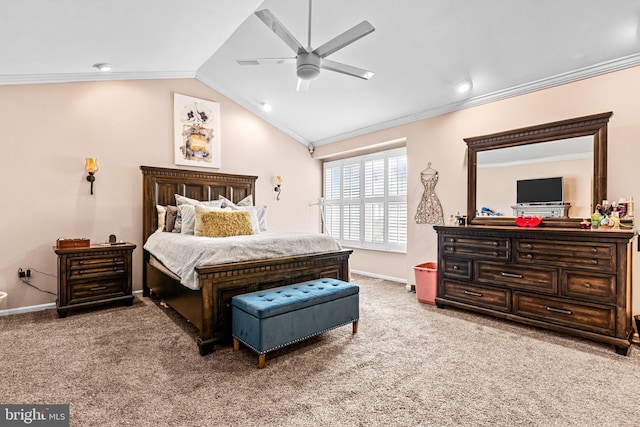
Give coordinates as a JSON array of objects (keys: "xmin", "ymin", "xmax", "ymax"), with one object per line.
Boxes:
[
  {"xmin": 18, "ymin": 268, "xmax": 25, "ymax": 278},
  {"xmin": 26, "ymin": 269, "xmax": 31, "ymax": 278}
]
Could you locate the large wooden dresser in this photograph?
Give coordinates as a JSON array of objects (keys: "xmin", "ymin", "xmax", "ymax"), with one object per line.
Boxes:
[{"xmin": 434, "ymin": 225, "xmax": 634, "ymax": 355}]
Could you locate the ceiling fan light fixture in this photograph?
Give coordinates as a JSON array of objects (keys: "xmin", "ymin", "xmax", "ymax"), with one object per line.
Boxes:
[
  {"xmin": 455, "ymin": 80, "xmax": 472, "ymax": 93},
  {"xmin": 297, "ymin": 53, "xmax": 321, "ymax": 80},
  {"xmin": 93, "ymin": 63, "xmax": 112, "ymax": 72}
]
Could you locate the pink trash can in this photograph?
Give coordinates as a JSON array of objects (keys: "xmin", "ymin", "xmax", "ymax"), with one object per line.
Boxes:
[{"xmin": 414, "ymin": 262, "xmax": 438, "ymax": 304}]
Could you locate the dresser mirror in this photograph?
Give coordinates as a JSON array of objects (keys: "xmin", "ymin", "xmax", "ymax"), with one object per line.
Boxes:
[{"xmin": 465, "ymin": 112, "xmax": 612, "ymax": 227}]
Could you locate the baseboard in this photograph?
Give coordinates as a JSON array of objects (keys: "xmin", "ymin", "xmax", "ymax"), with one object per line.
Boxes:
[
  {"xmin": 351, "ymin": 270, "xmax": 406, "ymax": 284},
  {"xmin": 0, "ymin": 290, "xmax": 144, "ymax": 316}
]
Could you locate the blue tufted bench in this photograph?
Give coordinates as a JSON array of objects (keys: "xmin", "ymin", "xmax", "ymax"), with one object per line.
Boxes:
[{"xmin": 231, "ymin": 278, "xmax": 359, "ymax": 368}]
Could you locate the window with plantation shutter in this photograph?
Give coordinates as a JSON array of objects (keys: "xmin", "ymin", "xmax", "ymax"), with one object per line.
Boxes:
[{"xmin": 323, "ymin": 147, "xmax": 407, "ymax": 252}]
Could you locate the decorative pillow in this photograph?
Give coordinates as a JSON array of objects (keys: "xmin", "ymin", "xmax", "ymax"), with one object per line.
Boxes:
[
  {"xmin": 156, "ymin": 205, "xmax": 166, "ymax": 231},
  {"xmin": 219, "ymin": 195, "xmax": 267, "ymax": 232},
  {"xmin": 200, "ymin": 211, "xmax": 253, "ymax": 238},
  {"xmin": 164, "ymin": 205, "xmax": 179, "ymax": 232},
  {"xmin": 175, "ymin": 194, "xmax": 223, "ymax": 208},
  {"xmin": 194, "ymin": 205, "xmax": 231, "ymax": 236},
  {"xmin": 173, "ymin": 195, "xmax": 223, "ymax": 233},
  {"xmin": 218, "ymin": 194, "xmax": 253, "ymax": 207},
  {"xmin": 179, "ymin": 205, "xmax": 197, "ymax": 235}
]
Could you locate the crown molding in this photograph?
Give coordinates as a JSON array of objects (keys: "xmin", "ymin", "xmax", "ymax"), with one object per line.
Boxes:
[{"xmin": 0, "ymin": 70, "xmax": 197, "ymax": 86}]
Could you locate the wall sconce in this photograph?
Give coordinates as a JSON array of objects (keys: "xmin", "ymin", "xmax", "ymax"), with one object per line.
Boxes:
[
  {"xmin": 85, "ymin": 158, "xmax": 98, "ymax": 195},
  {"xmin": 274, "ymin": 176, "xmax": 283, "ymax": 201}
]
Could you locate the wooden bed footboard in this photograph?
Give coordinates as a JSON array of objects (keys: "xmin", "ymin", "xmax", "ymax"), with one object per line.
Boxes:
[{"xmin": 146, "ymin": 249, "xmax": 352, "ymax": 355}]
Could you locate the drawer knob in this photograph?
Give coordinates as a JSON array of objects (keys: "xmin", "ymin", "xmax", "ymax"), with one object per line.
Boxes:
[
  {"xmin": 546, "ymin": 306, "xmax": 573, "ymax": 315},
  {"xmin": 446, "ymin": 247, "xmax": 456, "ymax": 253},
  {"xmin": 463, "ymin": 290, "xmax": 483, "ymax": 297},
  {"xmin": 526, "ymin": 244, "xmax": 533, "ymax": 249},
  {"xmin": 79, "ymin": 260, "xmax": 84, "ymax": 265},
  {"xmin": 501, "ymin": 272, "xmax": 523, "ymax": 279},
  {"xmin": 113, "ymin": 267, "xmax": 118, "ymax": 271},
  {"xmin": 452, "ymin": 265, "xmax": 459, "ymax": 270},
  {"xmin": 493, "ymin": 241, "xmax": 499, "ymax": 247},
  {"xmin": 89, "ymin": 286, "xmax": 107, "ymax": 292},
  {"xmin": 583, "ymin": 283, "xmax": 592, "ymax": 288},
  {"xmin": 591, "ymin": 259, "xmax": 598, "ymax": 265},
  {"xmin": 492, "ymin": 251, "xmax": 499, "ymax": 257},
  {"xmin": 113, "ymin": 257, "xmax": 120, "ymax": 262},
  {"xmin": 448, "ymin": 238, "xmax": 455, "ymax": 243},
  {"xmin": 79, "ymin": 270, "xmax": 84, "ymax": 275},
  {"xmin": 590, "ymin": 248, "xmax": 598, "ymax": 253},
  {"xmin": 525, "ymin": 254, "xmax": 533, "ymax": 259}
]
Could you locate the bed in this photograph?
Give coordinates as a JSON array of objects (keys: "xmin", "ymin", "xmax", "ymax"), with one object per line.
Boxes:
[{"xmin": 141, "ymin": 166, "xmax": 352, "ymax": 355}]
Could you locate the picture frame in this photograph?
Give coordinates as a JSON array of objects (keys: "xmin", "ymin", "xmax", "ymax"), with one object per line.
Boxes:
[{"xmin": 173, "ymin": 93, "xmax": 221, "ymax": 168}]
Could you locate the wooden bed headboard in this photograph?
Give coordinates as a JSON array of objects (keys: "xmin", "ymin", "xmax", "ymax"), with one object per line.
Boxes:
[{"xmin": 140, "ymin": 166, "xmax": 257, "ymax": 243}]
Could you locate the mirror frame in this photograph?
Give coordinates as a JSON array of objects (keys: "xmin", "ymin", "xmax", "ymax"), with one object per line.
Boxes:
[{"xmin": 465, "ymin": 112, "xmax": 612, "ymax": 228}]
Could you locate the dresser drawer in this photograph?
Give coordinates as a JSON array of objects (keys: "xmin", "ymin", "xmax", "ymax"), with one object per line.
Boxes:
[
  {"xmin": 68, "ymin": 279, "xmax": 127, "ymax": 303},
  {"xmin": 68, "ymin": 256, "xmax": 125, "ymax": 280},
  {"xmin": 561, "ymin": 271, "xmax": 616, "ymax": 304},
  {"xmin": 476, "ymin": 261, "xmax": 558, "ymax": 294},
  {"xmin": 441, "ymin": 235, "xmax": 509, "ymax": 261},
  {"xmin": 515, "ymin": 240, "xmax": 615, "ymax": 272},
  {"xmin": 441, "ymin": 280, "xmax": 510, "ymax": 312},
  {"xmin": 513, "ymin": 293, "xmax": 615, "ymax": 336},
  {"xmin": 442, "ymin": 257, "xmax": 472, "ymax": 280}
]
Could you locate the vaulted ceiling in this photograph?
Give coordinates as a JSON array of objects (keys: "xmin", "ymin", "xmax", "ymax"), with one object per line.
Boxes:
[{"xmin": 2, "ymin": 0, "xmax": 639, "ymax": 148}]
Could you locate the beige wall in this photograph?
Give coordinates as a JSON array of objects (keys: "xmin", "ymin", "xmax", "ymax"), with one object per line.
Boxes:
[
  {"xmin": 0, "ymin": 79, "xmax": 321, "ymax": 311},
  {"xmin": 315, "ymin": 65, "xmax": 640, "ymax": 314}
]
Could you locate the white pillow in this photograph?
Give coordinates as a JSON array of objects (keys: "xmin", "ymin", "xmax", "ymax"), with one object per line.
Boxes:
[
  {"xmin": 227, "ymin": 205, "xmax": 267, "ymax": 233},
  {"xmin": 156, "ymin": 205, "xmax": 166, "ymax": 231},
  {"xmin": 175, "ymin": 194, "xmax": 223, "ymax": 208},
  {"xmin": 219, "ymin": 194, "xmax": 253, "ymax": 207},
  {"xmin": 179, "ymin": 205, "xmax": 197, "ymax": 235}
]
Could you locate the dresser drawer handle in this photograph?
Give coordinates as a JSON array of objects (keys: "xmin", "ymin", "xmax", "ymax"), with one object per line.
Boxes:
[
  {"xmin": 79, "ymin": 260, "xmax": 84, "ymax": 265},
  {"xmin": 500, "ymin": 272, "xmax": 523, "ymax": 279},
  {"xmin": 79, "ymin": 270, "xmax": 84, "ymax": 275},
  {"xmin": 445, "ymin": 247, "xmax": 456, "ymax": 253},
  {"xmin": 590, "ymin": 248, "xmax": 598, "ymax": 253},
  {"xmin": 591, "ymin": 259, "xmax": 598, "ymax": 265},
  {"xmin": 113, "ymin": 257, "xmax": 120, "ymax": 262},
  {"xmin": 89, "ymin": 286, "xmax": 108, "ymax": 292},
  {"xmin": 113, "ymin": 267, "xmax": 118, "ymax": 271},
  {"xmin": 492, "ymin": 251, "xmax": 499, "ymax": 257},
  {"xmin": 448, "ymin": 238, "xmax": 455, "ymax": 243},
  {"xmin": 583, "ymin": 283, "xmax": 592, "ymax": 288},
  {"xmin": 452, "ymin": 265, "xmax": 459, "ymax": 270},
  {"xmin": 493, "ymin": 241, "xmax": 499, "ymax": 247},
  {"xmin": 546, "ymin": 306, "xmax": 573, "ymax": 315},
  {"xmin": 463, "ymin": 290, "xmax": 483, "ymax": 297},
  {"xmin": 526, "ymin": 244, "xmax": 533, "ymax": 249},
  {"xmin": 524, "ymin": 254, "xmax": 533, "ymax": 259}
]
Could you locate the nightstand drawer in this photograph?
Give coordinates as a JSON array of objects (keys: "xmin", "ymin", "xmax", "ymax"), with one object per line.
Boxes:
[
  {"xmin": 68, "ymin": 256, "xmax": 125, "ymax": 279},
  {"xmin": 68, "ymin": 280, "xmax": 126, "ymax": 302}
]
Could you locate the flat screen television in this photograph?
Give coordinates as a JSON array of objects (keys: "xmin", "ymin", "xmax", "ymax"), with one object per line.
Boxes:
[{"xmin": 516, "ymin": 177, "xmax": 563, "ymax": 204}]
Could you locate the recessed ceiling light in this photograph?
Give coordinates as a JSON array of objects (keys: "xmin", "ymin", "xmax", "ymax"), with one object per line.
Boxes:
[
  {"xmin": 455, "ymin": 81, "xmax": 472, "ymax": 93},
  {"xmin": 93, "ymin": 63, "xmax": 112, "ymax": 72},
  {"xmin": 261, "ymin": 102, "xmax": 272, "ymax": 112}
]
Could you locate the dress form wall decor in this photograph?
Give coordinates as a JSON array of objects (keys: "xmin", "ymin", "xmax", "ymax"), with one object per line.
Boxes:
[{"xmin": 415, "ymin": 163, "xmax": 444, "ymax": 225}]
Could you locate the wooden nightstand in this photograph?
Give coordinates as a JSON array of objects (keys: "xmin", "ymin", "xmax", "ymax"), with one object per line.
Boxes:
[{"xmin": 54, "ymin": 243, "xmax": 136, "ymax": 317}]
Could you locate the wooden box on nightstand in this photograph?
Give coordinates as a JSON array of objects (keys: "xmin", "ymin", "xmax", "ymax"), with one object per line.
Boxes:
[{"xmin": 54, "ymin": 243, "xmax": 136, "ymax": 317}]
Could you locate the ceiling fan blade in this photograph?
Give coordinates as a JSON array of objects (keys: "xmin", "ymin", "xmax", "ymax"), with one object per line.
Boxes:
[
  {"xmin": 313, "ymin": 21, "xmax": 375, "ymax": 58},
  {"xmin": 254, "ymin": 9, "xmax": 306, "ymax": 54},
  {"xmin": 297, "ymin": 78, "xmax": 311, "ymax": 92},
  {"xmin": 321, "ymin": 59, "xmax": 374, "ymax": 80},
  {"xmin": 236, "ymin": 58, "xmax": 296, "ymax": 66}
]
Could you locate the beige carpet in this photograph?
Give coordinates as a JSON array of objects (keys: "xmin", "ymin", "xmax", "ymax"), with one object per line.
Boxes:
[{"xmin": 2, "ymin": 274, "xmax": 640, "ymax": 427}]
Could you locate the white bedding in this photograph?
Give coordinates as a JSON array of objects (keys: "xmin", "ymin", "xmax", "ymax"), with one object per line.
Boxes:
[{"xmin": 143, "ymin": 230, "xmax": 343, "ymax": 290}]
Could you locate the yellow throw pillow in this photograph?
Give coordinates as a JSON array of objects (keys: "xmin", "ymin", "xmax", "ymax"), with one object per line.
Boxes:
[{"xmin": 199, "ymin": 210, "xmax": 253, "ymax": 238}]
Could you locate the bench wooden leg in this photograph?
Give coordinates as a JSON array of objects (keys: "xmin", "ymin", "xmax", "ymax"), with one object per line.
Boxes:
[
  {"xmin": 233, "ymin": 337, "xmax": 240, "ymax": 351},
  {"xmin": 352, "ymin": 320, "xmax": 359, "ymax": 334},
  {"xmin": 258, "ymin": 354, "xmax": 266, "ymax": 369}
]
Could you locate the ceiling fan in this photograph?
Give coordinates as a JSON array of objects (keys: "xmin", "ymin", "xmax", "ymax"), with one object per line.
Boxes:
[{"xmin": 237, "ymin": 0, "xmax": 375, "ymax": 91}]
